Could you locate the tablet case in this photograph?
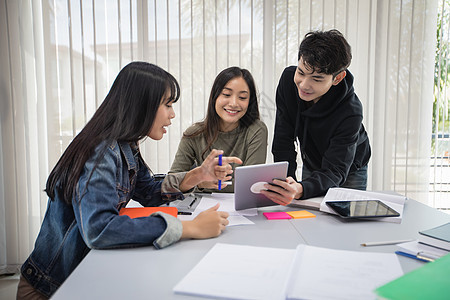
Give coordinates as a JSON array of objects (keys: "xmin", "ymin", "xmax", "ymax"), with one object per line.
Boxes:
[{"xmin": 234, "ymin": 162, "xmax": 288, "ymax": 210}]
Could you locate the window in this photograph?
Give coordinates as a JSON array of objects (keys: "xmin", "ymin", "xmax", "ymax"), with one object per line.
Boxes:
[{"xmin": 431, "ymin": 0, "xmax": 450, "ymax": 211}]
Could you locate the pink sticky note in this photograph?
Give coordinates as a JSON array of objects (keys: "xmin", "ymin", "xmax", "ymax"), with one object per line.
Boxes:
[{"xmin": 263, "ymin": 212, "xmax": 292, "ymax": 220}]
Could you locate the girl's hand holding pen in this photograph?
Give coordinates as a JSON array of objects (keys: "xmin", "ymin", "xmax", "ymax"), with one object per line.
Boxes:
[
  {"xmin": 200, "ymin": 149, "xmax": 242, "ymax": 182},
  {"xmin": 198, "ymin": 180, "xmax": 232, "ymax": 190},
  {"xmin": 179, "ymin": 149, "xmax": 242, "ymax": 192}
]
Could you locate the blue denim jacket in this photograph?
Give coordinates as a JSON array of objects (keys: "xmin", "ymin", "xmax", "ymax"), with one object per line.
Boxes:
[{"xmin": 21, "ymin": 141, "xmax": 185, "ymax": 297}]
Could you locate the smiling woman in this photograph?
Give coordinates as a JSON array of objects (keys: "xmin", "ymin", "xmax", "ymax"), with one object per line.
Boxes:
[
  {"xmin": 215, "ymin": 76, "xmax": 250, "ymax": 132},
  {"xmin": 169, "ymin": 67, "xmax": 268, "ymax": 193}
]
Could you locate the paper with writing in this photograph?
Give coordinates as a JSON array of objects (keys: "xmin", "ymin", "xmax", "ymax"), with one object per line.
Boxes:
[{"xmin": 177, "ymin": 193, "xmax": 256, "ymax": 226}]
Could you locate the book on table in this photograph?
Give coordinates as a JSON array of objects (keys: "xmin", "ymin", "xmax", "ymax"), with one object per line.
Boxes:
[{"xmin": 418, "ymin": 222, "xmax": 450, "ymax": 251}]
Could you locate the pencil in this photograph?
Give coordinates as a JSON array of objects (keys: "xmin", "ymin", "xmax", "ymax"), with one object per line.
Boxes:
[{"xmin": 361, "ymin": 239, "xmax": 414, "ymax": 247}]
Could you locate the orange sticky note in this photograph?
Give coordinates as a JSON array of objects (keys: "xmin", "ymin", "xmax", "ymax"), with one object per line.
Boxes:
[
  {"xmin": 263, "ymin": 212, "xmax": 292, "ymax": 220},
  {"xmin": 119, "ymin": 207, "xmax": 178, "ymax": 218},
  {"xmin": 287, "ymin": 210, "xmax": 316, "ymax": 219}
]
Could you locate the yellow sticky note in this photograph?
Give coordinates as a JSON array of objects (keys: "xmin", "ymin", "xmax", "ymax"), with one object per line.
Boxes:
[{"xmin": 287, "ymin": 210, "xmax": 316, "ymax": 219}]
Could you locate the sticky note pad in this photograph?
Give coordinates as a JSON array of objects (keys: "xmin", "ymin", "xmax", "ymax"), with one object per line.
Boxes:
[
  {"xmin": 287, "ymin": 210, "xmax": 316, "ymax": 219},
  {"xmin": 263, "ymin": 212, "xmax": 292, "ymax": 220}
]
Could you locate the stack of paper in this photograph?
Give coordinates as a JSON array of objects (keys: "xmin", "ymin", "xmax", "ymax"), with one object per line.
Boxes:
[
  {"xmin": 397, "ymin": 240, "xmax": 449, "ymax": 261},
  {"xmin": 173, "ymin": 243, "xmax": 403, "ymax": 299}
]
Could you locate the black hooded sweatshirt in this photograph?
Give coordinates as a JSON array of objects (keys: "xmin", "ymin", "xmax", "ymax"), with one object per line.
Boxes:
[{"xmin": 272, "ymin": 66, "xmax": 371, "ymax": 199}]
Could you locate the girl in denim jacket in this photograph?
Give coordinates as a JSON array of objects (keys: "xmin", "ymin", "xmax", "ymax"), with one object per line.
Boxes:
[{"xmin": 17, "ymin": 62, "xmax": 241, "ymax": 299}]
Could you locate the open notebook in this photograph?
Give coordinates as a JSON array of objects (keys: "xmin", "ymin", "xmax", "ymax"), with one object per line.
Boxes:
[{"xmin": 173, "ymin": 243, "xmax": 403, "ymax": 300}]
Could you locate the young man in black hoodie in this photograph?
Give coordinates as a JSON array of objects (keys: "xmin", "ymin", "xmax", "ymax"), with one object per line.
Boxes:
[{"xmin": 261, "ymin": 29, "xmax": 371, "ymax": 204}]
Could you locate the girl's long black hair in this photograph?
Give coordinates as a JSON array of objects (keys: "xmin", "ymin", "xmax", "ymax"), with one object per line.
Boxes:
[
  {"xmin": 185, "ymin": 66, "xmax": 260, "ymax": 159},
  {"xmin": 46, "ymin": 62, "xmax": 180, "ymax": 204}
]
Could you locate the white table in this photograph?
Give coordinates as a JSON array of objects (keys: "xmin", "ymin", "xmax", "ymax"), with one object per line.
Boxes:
[{"xmin": 52, "ymin": 196, "xmax": 450, "ymax": 299}]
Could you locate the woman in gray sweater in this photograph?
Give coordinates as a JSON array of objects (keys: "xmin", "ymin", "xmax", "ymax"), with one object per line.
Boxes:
[{"xmin": 169, "ymin": 67, "xmax": 268, "ymax": 192}]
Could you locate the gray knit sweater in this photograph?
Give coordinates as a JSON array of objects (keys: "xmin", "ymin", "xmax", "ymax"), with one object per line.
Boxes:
[{"xmin": 169, "ymin": 119, "xmax": 268, "ymax": 192}]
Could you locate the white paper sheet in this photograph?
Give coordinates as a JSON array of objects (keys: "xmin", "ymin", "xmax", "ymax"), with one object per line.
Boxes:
[
  {"xmin": 177, "ymin": 194, "xmax": 256, "ymax": 226},
  {"xmin": 203, "ymin": 193, "xmax": 258, "ymax": 216},
  {"xmin": 286, "ymin": 245, "xmax": 404, "ymax": 300},
  {"xmin": 320, "ymin": 188, "xmax": 406, "ymax": 223},
  {"xmin": 173, "ymin": 243, "xmax": 295, "ymax": 300}
]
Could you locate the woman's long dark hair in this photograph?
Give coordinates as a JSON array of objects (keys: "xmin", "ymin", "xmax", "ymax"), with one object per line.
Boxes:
[
  {"xmin": 46, "ymin": 62, "xmax": 180, "ymax": 204},
  {"xmin": 185, "ymin": 66, "xmax": 260, "ymax": 158}
]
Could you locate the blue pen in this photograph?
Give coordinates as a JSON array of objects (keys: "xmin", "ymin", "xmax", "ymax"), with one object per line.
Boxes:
[
  {"xmin": 218, "ymin": 154, "xmax": 222, "ymax": 190},
  {"xmin": 395, "ymin": 251, "xmax": 429, "ymax": 262}
]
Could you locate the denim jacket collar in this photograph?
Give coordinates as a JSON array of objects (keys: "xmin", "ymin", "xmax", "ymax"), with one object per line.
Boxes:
[{"xmin": 118, "ymin": 141, "xmax": 138, "ymax": 172}]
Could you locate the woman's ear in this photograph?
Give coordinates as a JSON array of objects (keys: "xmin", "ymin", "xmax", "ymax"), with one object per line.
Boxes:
[{"xmin": 332, "ymin": 70, "xmax": 346, "ymax": 86}]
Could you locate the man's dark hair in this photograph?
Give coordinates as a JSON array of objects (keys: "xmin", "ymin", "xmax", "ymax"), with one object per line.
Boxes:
[{"xmin": 298, "ymin": 29, "xmax": 352, "ymax": 76}]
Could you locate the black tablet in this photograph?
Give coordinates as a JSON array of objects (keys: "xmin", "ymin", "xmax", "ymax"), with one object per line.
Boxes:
[{"xmin": 325, "ymin": 200, "xmax": 400, "ymax": 218}]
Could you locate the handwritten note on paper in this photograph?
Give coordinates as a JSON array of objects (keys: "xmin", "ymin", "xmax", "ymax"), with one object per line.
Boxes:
[
  {"xmin": 174, "ymin": 243, "xmax": 295, "ymax": 300},
  {"xmin": 177, "ymin": 194, "xmax": 256, "ymax": 226},
  {"xmin": 286, "ymin": 245, "xmax": 404, "ymax": 300}
]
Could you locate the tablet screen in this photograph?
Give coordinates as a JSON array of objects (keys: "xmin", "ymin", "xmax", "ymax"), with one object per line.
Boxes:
[{"xmin": 325, "ymin": 200, "xmax": 400, "ymax": 218}]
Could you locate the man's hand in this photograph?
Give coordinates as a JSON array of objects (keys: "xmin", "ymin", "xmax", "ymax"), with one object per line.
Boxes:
[{"xmin": 260, "ymin": 177, "xmax": 303, "ymax": 206}]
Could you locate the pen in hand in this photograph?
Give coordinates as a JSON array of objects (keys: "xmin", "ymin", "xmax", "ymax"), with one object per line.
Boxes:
[{"xmin": 218, "ymin": 154, "xmax": 222, "ymax": 190}]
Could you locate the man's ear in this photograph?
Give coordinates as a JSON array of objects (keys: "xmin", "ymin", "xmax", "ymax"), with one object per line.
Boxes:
[{"xmin": 332, "ymin": 70, "xmax": 346, "ymax": 86}]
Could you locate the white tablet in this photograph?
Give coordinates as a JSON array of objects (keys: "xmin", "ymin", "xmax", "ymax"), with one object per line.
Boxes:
[{"xmin": 234, "ymin": 162, "xmax": 289, "ymax": 210}]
